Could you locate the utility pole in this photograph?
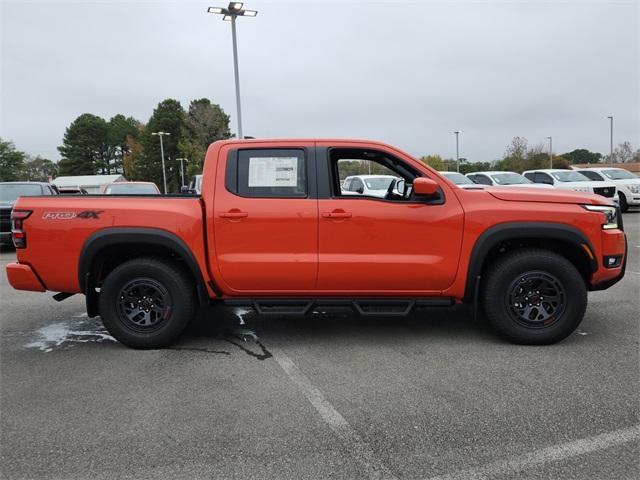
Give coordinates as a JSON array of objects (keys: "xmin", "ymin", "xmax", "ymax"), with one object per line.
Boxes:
[
  {"xmin": 176, "ymin": 158, "xmax": 188, "ymax": 187},
  {"xmin": 151, "ymin": 131, "xmax": 170, "ymax": 194},
  {"xmin": 607, "ymin": 116, "xmax": 614, "ymax": 166},
  {"xmin": 546, "ymin": 136, "xmax": 553, "ymax": 168},
  {"xmin": 207, "ymin": 3, "xmax": 258, "ymax": 139},
  {"xmin": 453, "ymin": 131, "xmax": 461, "ymax": 173}
]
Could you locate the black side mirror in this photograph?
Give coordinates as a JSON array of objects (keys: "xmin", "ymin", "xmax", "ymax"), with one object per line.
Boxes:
[{"xmin": 356, "ymin": 187, "xmax": 364, "ymax": 194}]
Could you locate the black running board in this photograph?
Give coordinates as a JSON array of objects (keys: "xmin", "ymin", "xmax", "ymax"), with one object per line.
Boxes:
[{"xmin": 223, "ymin": 297, "xmax": 454, "ymax": 317}]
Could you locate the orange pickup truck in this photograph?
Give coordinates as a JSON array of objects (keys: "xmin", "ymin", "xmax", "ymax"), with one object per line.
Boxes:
[{"xmin": 6, "ymin": 139, "xmax": 627, "ymax": 348}]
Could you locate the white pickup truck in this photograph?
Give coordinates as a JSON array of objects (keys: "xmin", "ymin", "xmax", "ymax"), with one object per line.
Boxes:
[
  {"xmin": 574, "ymin": 167, "xmax": 640, "ymax": 212},
  {"xmin": 523, "ymin": 169, "xmax": 618, "ymax": 204}
]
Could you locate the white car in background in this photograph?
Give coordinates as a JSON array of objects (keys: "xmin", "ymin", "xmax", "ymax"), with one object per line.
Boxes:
[
  {"xmin": 573, "ymin": 167, "xmax": 640, "ymax": 212},
  {"xmin": 466, "ymin": 171, "xmax": 554, "ymax": 189},
  {"xmin": 341, "ymin": 175, "xmax": 399, "ymax": 198},
  {"xmin": 523, "ymin": 169, "xmax": 618, "ymax": 203},
  {"xmin": 439, "ymin": 171, "xmax": 478, "ymax": 189}
]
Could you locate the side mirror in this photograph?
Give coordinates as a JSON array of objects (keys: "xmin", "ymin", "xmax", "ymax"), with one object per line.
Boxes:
[
  {"xmin": 356, "ymin": 187, "xmax": 364, "ymax": 194},
  {"xmin": 413, "ymin": 177, "xmax": 439, "ymax": 197}
]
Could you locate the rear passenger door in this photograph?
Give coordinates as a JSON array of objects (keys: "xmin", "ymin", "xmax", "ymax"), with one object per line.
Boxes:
[{"xmin": 213, "ymin": 144, "xmax": 318, "ymax": 292}]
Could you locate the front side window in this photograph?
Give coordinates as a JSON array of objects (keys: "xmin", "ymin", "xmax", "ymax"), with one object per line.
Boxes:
[
  {"xmin": 331, "ymin": 148, "xmax": 419, "ymax": 201},
  {"xmin": 228, "ymin": 149, "xmax": 307, "ymax": 198}
]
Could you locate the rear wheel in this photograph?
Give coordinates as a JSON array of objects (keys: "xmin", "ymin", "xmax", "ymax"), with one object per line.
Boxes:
[
  {"xmin": 99, "ymin": 257, "xmax": 196, "ymax": 348},
  {"xmin": 618, "ymin": 192, "xmax": 629, "ymax": 213},
  {"xmin": 481, "ymin": 248, "xmax": 587, "ymax": 345}
]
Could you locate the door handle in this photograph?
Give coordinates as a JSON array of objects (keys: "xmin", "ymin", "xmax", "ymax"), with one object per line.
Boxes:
[
  {"xmin": 220, "ymin": 210, "xmax": 248, "ymax": 219},
  {"xmin": 322, "ymin": 210, "xmax": 352, "ymax": 219}
]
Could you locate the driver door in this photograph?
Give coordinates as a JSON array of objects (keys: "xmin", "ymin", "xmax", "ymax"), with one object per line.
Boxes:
[{"xmin": 316, "ymin": 143, "xmax": 464, "ymax": 293}]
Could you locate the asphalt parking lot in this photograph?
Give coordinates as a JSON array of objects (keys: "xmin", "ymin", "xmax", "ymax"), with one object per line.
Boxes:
[{"xmin": 1, "ymin": 214, "xmax": 638, "ymax": 480}]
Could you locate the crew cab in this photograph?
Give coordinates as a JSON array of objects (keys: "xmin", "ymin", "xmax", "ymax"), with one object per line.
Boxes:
[
  {"xmin": 6, "ymin": 139, "xmax": 627, "ymax": 348},
  {"xmin": 573, "ymin": 167, "xmax": 640, "ymax": 212},
  {"xmin": 523, "ymin": 169, "xmax": 619, "ymax": 203}
]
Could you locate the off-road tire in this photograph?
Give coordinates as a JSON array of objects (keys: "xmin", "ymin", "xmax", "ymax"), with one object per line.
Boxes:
[
  {"xmin": 481, "ymin": 248, "xmax": 587, "ymax": 345},
  {"xmin": 99, "ymin": 257, "xmax": 196, "ymax": 349}
]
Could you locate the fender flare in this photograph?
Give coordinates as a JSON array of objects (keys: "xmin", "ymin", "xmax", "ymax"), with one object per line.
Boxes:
[
  {"xmin": 78, "ymin": 227, "xmax": 210, "ymax": 315},
  {"xmin": 463, "ymin": 222, "xmax": 597, "ymax": 303}
]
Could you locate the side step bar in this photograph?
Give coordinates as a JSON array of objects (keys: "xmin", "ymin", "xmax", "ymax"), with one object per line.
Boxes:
[{"xmin": 223, "ymin": 297, "xmax": 454, "ymax": 317}]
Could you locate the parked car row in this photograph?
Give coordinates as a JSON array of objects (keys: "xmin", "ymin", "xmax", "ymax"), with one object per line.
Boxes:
[{"xmin": 439, "ymin": 167, "xmax": 639, "ymax": 212}]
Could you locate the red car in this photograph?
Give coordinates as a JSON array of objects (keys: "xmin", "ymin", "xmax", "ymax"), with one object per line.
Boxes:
[{"xmin": 6, "ymin": 139, "xmax": 626, "ymax": 348}]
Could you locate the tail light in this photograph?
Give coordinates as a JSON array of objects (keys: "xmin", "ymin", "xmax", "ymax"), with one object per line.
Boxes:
[{"xmin": 11, "ymin": 210, "xmax": 32, "ymax": 249}]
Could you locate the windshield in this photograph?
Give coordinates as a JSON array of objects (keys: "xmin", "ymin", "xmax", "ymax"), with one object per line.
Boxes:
[
  {"xmin": 364, "ymin": 177, "xmax": 395, "ymax": 190},
  {"xmin": 444, "ymin": 173, "xmax": 474, "ymax": 185},
  {"xmin": 0, "ymin": 184, "xmax": 43, "ymax": 202},
  {"xmin": 491, "ymin": 173, "xmax": 532, "ymax": 185},
  {"xmin": 601, "ymin": 169, "xmax": 637, "ymax": 180},
  {"xmin": 106, "ymin": 183, "xmax": 158, "ymax": 194},
  {"xmin": 550, "ymin": 171, "xmax": 590, "ymax": 182}
]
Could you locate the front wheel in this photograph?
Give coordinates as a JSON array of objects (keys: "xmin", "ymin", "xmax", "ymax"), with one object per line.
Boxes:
[
  {"xmin": 481, "ymin": 248, "xmax": 587, "ymax": 345},
  {"xmin": 99, "ymin": 257, "xmax": 196, "ymax": 348}
]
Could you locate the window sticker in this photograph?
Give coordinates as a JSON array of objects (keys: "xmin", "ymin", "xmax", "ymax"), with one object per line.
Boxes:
[{"xmin": 248, "ymin": 157, "xmax": 298, "ymax": 187}]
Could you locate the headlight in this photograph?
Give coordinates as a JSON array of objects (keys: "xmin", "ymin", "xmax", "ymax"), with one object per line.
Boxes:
[
  {"xmin": 627, "ymin": 185, "xmax": 640, "ymax": 194},
  {"xmin": 582, "ymin": 205, "xmax": 619, "ymax": 230},
  {"xmin": 573, "ymin": 186, "xmax": 590, "ymax": 193}
]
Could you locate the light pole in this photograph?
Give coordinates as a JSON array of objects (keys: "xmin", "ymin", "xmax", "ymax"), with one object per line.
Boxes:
[
  {"xmin": 546, "ymin": 136, "xmax": 553, "ymax": 168},
  {"xmin": 207, "ymin": 3, "xmax": 258, "ymax": 140},
  {"xmin": 151, "ymin": 131, "xmax": 170, "ymax": 194},
  {"xmin": 453, "ymin": 131, "xmax": 461, "ymax": 172},
  {"xmin": 607, "ymin": 115, "xmax": 614, "ymax": 165},
  {"xmin": 176, "ymin": 158, "xmax": 188, "ymax": 187}
]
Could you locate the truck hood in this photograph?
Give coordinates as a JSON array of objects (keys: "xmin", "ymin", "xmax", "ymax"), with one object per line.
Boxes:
[{"xmin": 486, "ymin": 187, "xmax": 613, "ymax": 205}]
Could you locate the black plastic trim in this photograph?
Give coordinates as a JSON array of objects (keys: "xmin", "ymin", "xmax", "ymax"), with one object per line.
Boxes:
[
  {"xmin": 78, "ymin": 227, "xmax": 211, "ymax": 308},
  {"xmin": 222, "ymin": 297, "xmax": 454, "ymax": 317},
  {"xmin": 463, "ymin": 222, "xmax": 598, "ymax": 303}
]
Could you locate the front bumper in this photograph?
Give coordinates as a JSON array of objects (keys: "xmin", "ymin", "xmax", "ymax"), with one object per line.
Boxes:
[
  {"xmin": 6, "ymin": 263, "xmax": 46, "ymax": 292},
  {"xmin": 590, "ymin": 231, "xmax": 627, "ymax": 291}
]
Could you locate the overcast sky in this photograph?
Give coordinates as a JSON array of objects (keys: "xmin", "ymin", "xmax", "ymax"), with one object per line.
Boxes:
[{"xmin": 1, "ymin": 0, "xmax": 638, "ymax": 162}]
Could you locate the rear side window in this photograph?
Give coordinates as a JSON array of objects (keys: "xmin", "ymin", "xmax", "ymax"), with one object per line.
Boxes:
[
  {"xmin": 474, "ymin": 175, "xmax": 492, "ymax": 185},
  {"xmin": 227, "ymin": 149, "xmax": 307, "ymax": 198},
  {"xmin": 534, "ymin": 172, "xmax": 554, "ymax": 184}
]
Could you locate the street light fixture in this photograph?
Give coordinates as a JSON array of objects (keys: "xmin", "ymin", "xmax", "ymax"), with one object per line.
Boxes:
[
  {"xmin": 207, "ymin": 2, "xmax": 258, "ymax": 140},
  {"xmin": 151, "ymin": 131, "xmax": 170, "ymax": 194},
  {"xmin": 453, "ymin": 131, "xmax": 461, "ymax": 173},
  {"xmin": 607, "ymin": 115, "xmax": 614, "ymax": 166},
  {"xmin": 546, "ymin": 136, "xmax": 553, "ymax": 168},
  {"xmin": 176, "ymin": 158, "xmax": 189, "ymax": 187}
]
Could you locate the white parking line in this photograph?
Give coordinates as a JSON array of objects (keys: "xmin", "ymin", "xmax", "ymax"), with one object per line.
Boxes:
[
  {"xmin": 272, "ymin": 348, "xmax": 398, "ymax": 480},
  {"xmin": 427, "ymin": 424, "xmax": 640, "ymax": 480},
  {"xmin": 628, "ymin": 271, "xmax": 640, "ymax": 275}
]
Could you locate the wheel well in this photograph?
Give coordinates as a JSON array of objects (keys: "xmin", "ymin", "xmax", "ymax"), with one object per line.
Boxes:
[
  {"xmin": 90, "ymin": 244, "xmax": 187, "ymax": 286},
  {"xmin": 84, "ymin": 242, "xmax": 208, "ymax": 312},
  {"xmin": 478, "ymin": 238, "xmax": 593, "ymax": 286}
]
